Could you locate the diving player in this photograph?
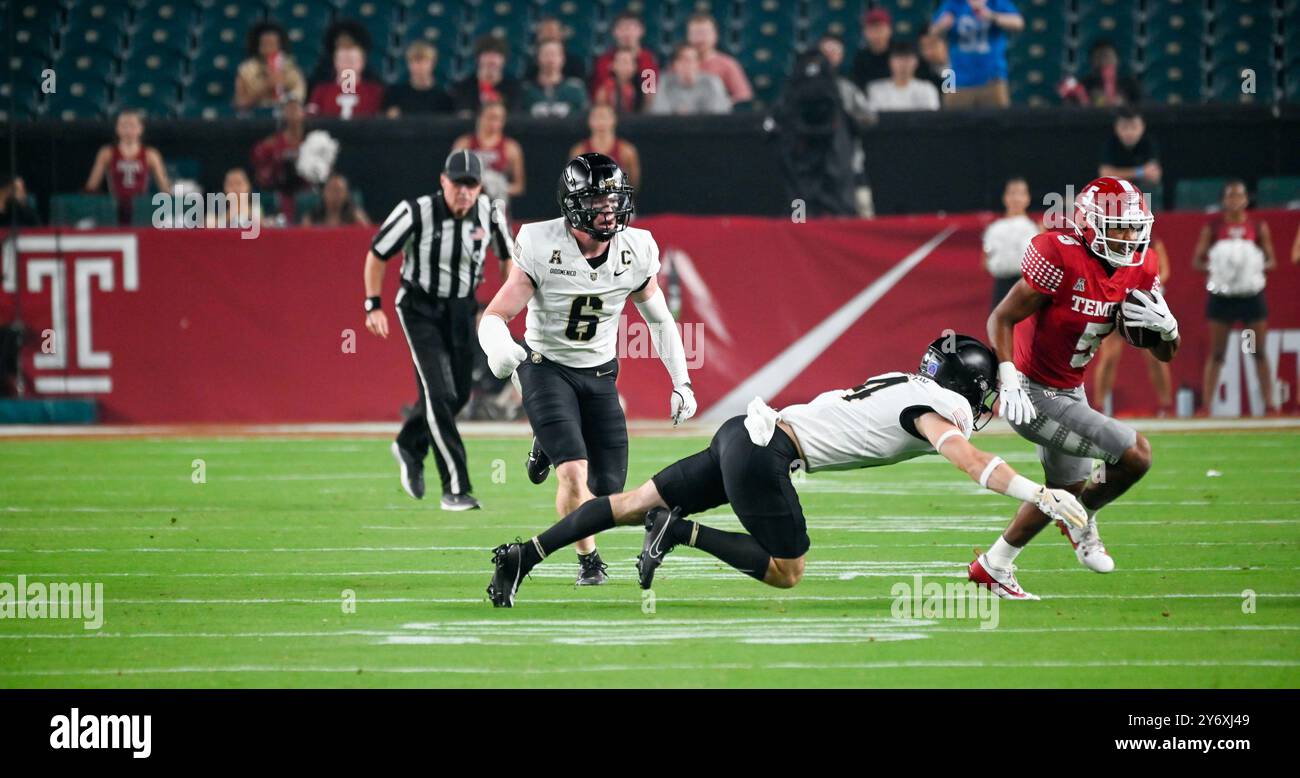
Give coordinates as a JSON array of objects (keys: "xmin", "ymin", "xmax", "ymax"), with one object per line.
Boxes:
[{"xmin": 486, "ymin": 335, "xmax": 1089, "ymax": 606}]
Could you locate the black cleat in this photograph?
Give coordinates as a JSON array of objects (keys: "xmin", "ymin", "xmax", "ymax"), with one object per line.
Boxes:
[
  {"xmin": 525, "ymin": 437, "xmax": 551, "ymax": 485},
  {"xmin": 575, "ymin": 550, "xmax": 609, "ymax": 586},
  {"xmin": 636, "ymin": 507, "xmax": 682, "ymax": 590},
  {"xmin": 487, "ymin": 543, "xmax": 524, "ymax": 607},
  {"xmin": 391, "ymin": 441, "xmax": 425, "ymax": 499},
  {"xmin": 440, "ymin": 493, "xmax": 481, "ymax": 511}
]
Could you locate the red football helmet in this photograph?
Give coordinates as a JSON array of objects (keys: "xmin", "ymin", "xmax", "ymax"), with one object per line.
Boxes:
[{"xmin": 1071, "ymin": 176, "xmax": 1154, "ymax": 267}]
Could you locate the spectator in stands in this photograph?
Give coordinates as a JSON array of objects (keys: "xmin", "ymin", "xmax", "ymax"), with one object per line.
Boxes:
[
  {"xmin": 451, "ymin": 101, "xmax": 525, "ymax": 203},
  {"xmin": 235, "ymin": 20, "xmax": 307, "ymax": 111},
  {"xmin": 569, "ymin": 104, "xmax": 641, "ymax": 190},
  {"xmin": 649, "ymin": 45, "xmax": 731, "ymax": 115},
  {"xmin": 687, "ymin": 13, "xmax": 753, "ymax": 107},
  {"xmin": 817, "ymin": 34, "xmax": 873, "ymax": 123},
  {"xmin": 384, "ymin": 41, "xmax": 453, "ymax": 117},
  {"xmin": 1291, "ymin": 227, "xmax": 1300, "ymax": 265},
  {"xmin": 301, "ymin": 172, "xmax": 369, "ymax": 226},
  {"xmin": 0, "ymin": 176, "xmax": 40, "ymax": 227},
  {"xmin": 84, "ymin": 109, "xmax": 171, "ymax": 226},
  {"xmin": 1092, "ymin": 236, "xmax": 1172, "ymax": 416},
  {"xmin": 867, "ymin": 39, "xmax": 942, "ymax": 112},
  {"xmin": 930, "ymin": 0, "xmax": 1023, "ymax": 109},
  {"xmin": 1098, "ymin": 106, "xmax": 1162, "ymax": 188},
  {"xmin": 307, "ymin": 20, "xmax": 382, "ymax": 91},
  {"xmin": 205, "ymin": 167, "xmax": 262, "ymax": 229},
  {"xmin": 1192, "ymin": 180, "xmax": 1279, "ymax": 415},
  {"xmin": 918, "ymin": 28, "xmax": 951, "ymax": 93},
  {"xmin": 1059, "ymin": 39, "xmax": 1142, "ymax": 108},
  {"xmin": 523, "ymin": 39, "xmax": 589, "ymax": 118},
  {"xmin": 982, "ymin": 177, "xmax": 1041, "ymax": 310},
  {"xmin": 593, "ymin": 47, "xmax": 652, "ymax": 114},
  {"xmin": 525, "ymin": 16, "xmax": 587, "ymax": 83},
  {"xmin": 307, "ymin": 29, "xmax": 385, "ymax": 118},
  {"xmin": 251, "ymin": 98, "xmax": 308, "ymax": 223},
  {"xmin": 852, "ymin": 8, "xmax": 894, "ymax": 90},
  {"xmin": 450, "ymin": 36, "xmax": 523, "ymax": 115},
  {"xmin": 591, "ymin": 11, "xmax": 659, "ymax": 94}
]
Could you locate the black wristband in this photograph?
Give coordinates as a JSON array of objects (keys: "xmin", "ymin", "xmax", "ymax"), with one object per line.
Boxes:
[{"xmin": 364, "ymin": 296, "xmax": 381, "ymax": 313}]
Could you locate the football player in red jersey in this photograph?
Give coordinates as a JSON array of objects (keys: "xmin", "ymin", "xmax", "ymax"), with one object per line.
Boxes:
[{"xmin": 971, "ymin": 176, "xmax": 1180, "ymax": 599}]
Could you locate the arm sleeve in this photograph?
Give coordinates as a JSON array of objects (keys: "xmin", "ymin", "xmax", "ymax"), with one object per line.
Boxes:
[
  {"xmin": 1020, "ymin": 234, "xmax": 1065, "ymax": 296},
  {"xmin": 371, "ymin": 200, "xmax": 415, "ymax": 260},
  {"xmin": 634, "ymin": 288, "xmax": 690, "ymax": 387}
]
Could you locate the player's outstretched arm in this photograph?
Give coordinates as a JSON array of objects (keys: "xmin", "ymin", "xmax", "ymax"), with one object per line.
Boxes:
[
  {"xmin": 478, "ymin": 262, "xmax": 533, "ymax": 378},
  {"xmin": 916, "ymin": 412, "xmax": 1088, "ymax": 528},
  {"xmin": 632, "ymin": 276, "xmax": 696, "ymax": 424}
]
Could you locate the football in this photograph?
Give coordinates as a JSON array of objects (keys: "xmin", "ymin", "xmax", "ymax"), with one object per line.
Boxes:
[{"xmin": 1114, "ymin": 289, "xmax": 1163, "ymax": 348}]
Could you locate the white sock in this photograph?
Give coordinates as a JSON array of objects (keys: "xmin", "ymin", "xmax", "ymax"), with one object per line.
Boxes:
[{"xmin": 986, "ymin": 535, "xmax": 1021, "ymax": 570}]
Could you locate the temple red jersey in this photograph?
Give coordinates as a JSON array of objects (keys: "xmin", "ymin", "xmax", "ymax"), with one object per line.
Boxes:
[
  {"xmin": 108, "ymin": 145, "xmax": 154, "ymax": 225},
  {"xmin": 1014, "ymin": 230, "xmax": 1160, "ymax": 388},
  {"xmin": 307, "ymin": 80, "xmax": 384, "ymax": 118},
  {"xmin": 1207, "ymin": 214, "xmax": 1260, "ymax": 243}
]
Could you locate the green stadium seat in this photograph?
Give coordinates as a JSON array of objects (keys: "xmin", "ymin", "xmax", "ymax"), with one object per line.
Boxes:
[
  {"xmin": 740, "ymin": 45, "xmax": 792, "ymax": 110},
  {"xmin": 131, "ymin": 194, "xmax": 157, "ymax": 226},
  {"xmin": 877, "ymin": 0, "xmax": 931, "ymax": 39},
  {"xmin": 733, "ymin": 0, "xmax": 797, "ymax": 60},
  {"xmin": 1007, "ymin": 0, "xmax": 1065, "ymax": 106},
  {"xmin": 537, "ymin": 0, "xmax": 596, "ymax": 68},
  {"xmin": 1207, "ymin": 0, "xmax": 1275, "ymax": 104},
  {"xmin": 645, "ymin": 0, "xmax": 724, "ymax": 55},
  {"xmin": 803, "ymin": 0, "xmax": 865, "ymax": 51},
  {"xmin": 116, "ymin": 72, "xmax": 181, "ymax": 116},
  {"xmin": 46, "ymin": 72, "xmax": 113, "ymax": 119},
  {"xmin": 397, "ymin": 2, "xmax": 465, "ymax": 82},
  {"xmin": 52, "ymin": 194, "xmax": 118, "ymax": 227},
  {"xmin": 1175, "ymin": 177, "xmax": 1230, "ymax": 211},
  {"xmin": 1077, "ymin": 0, "xmax": 1139, "ymax": 68},
  {"xmin": 1256, "ymin": 177, "xmax": 1300, "ymax": 209},
  {"xmin": 465, "ymin": 0, "xmax": 535, "ymax": 78},
  {"xmin": 1143, "ymin": 2, "xmax": 1205, "ymax": 104},
  {"xmin": 1209, "ymin": 60, "xmax": 1275, "ymax": 104},
  {"xmin": 294, "ymin": 189, "xmax": 366, "ymax": 222}
]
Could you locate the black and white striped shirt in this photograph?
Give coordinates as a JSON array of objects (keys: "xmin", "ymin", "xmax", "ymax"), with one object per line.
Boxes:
[{"xmin": 370, "ymin": 191, "xmax": 513, "ymax": 299}]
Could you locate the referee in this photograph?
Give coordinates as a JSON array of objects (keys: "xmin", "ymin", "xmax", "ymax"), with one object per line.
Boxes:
[{"xmin": 363, "ymin": 150, "xmax": 513, "ymax": 511}]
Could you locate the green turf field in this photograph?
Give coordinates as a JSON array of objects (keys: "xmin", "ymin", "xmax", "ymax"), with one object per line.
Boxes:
[{"xmin": 1, "ymin": 429, "xmax": 1297, "ymax": 688}]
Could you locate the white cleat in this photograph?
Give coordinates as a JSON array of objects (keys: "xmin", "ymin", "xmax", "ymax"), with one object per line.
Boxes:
[
  {"xmin": 1057, "ymin": 517, "xmax": 1115, "ymax": 573},
  {"xmin": 968, "ymin": 553, "xmax": 1040, "ymax": 600}
]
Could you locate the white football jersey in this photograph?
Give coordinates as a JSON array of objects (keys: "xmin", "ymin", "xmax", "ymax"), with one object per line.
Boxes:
[
  {"xmin": 512, "ymin": 217, "xmax": 661, "ymax": 368},
  {"xmin": 779, "ymin": 372, "xmax": 974, "ymax": 473}
]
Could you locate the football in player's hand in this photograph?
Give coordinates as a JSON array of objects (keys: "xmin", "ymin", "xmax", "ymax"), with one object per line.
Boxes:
[{"xmin": 1114, "ymin": 290, "xmax": 1162, "ymax": 349}]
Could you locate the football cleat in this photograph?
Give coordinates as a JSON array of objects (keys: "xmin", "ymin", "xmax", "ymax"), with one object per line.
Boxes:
[
  {"xmin": 440, "ymin": 493, "xmax": 481, "ymax": 512},
  {"xmin": 525, "ymin": 437, "xmax": 551, "ymax": 485},
  {"xmin": 487, "ymin": 543, "xmax": 524, "ymax": 607},
  {"xmin": 636, "ymin": 507, "xmax": 682, "ymax": 590},
  {"xmin": 575, "ymin": 550, "xmax": 608, "ymax": 586},
  {"xmin": 968, "ymin": 553, "xmax": 1040, "ymax": 600},
  {"xmin": 1057, "ymin": 517, "xmax": 1115, "ymax": 573},
  {"xmin": 390, "ymin": 441, "xmax": 425, "ymax": 500}
]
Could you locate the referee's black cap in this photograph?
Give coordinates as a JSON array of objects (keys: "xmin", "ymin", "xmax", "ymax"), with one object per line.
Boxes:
[{"xmin": 443, "ymin": 150, "xmax": 483, "ymax": 184}]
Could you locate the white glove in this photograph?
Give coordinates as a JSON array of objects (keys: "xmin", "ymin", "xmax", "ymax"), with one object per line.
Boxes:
[
  {"xmin": 670, "ymin": 383, "xmax": 697, "ymax": 426},
  {"xmin": 477, "ymin": 315, "xmax": 527, "ymax": 379},
  {"xmin": 1122, "ymin": 288, "xmax": 1179, "ymax": 341},
  {"xmin": 997, "ymin": 361, "xmax": 1036, "ymax": 425},
  {"xmin": 1034, "ymin": 486, "xmax": 1088, "ymax": 529}
]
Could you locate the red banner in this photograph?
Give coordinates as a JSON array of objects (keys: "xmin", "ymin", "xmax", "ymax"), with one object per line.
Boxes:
[{"xmin": 3, "ymin": 210, "xmax": 1298, "ymax": 423}]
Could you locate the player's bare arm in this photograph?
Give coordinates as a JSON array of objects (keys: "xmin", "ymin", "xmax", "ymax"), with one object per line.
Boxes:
[
  {"xmin": 987, "ymin": 279, "xmax": 1049, "ymax": 424},
  {"xmin": 917, "ymin": 412, "xmax": 1086, "ymax": 528}
]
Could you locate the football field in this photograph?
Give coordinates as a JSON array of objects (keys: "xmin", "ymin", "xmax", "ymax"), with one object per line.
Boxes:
[{"xmin": 2, "ymin": 427, "xmax": 1298, "ymax": 688}]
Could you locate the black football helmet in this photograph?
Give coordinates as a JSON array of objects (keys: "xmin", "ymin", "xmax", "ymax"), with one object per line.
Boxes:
[
  {"xmin": 557, "ymin": 152, "xmax": 634, "ymax": 240},
  {"xmin": 919, "ymin": 334, "xmax": 999, "ymax": 430}
]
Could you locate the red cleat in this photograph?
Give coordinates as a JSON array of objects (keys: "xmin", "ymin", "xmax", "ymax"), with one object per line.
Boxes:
[{"xmin": 968, "ymin": 553, "xmax": 1040, "ymax": 600}]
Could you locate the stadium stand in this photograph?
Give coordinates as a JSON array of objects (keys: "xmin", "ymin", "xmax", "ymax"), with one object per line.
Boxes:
[{"xmin": 5, "ymin": 0, "xmax": 1298, "ymax": 119}]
